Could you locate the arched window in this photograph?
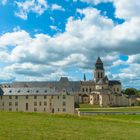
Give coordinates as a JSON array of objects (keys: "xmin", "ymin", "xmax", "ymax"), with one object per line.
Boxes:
[
  {"xmin": 98, "ymin": 72, "xmax": 100, "ymax": 78},
  {"xmin": 89, "ymin": 88, "xmax": 91, "ymax": 92},
  {"xmin": 101, "ymin": 72, "xmax": 102, "ymax": 78}
]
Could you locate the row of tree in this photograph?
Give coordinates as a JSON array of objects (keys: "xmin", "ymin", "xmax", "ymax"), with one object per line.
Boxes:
[{"xmin": 123, "ymin": 88, "xmax": 140, "ymax": 96}]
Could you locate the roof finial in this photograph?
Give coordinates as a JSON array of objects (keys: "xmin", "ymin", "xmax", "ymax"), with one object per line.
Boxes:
[{"xmin": 84, "ymin": 73, "xmax": 86, "ymax": 81}]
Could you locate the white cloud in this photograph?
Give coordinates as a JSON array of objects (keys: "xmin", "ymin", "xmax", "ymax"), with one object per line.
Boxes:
[
  {"xmin": 112, "ymin": 60, "xmax": 127, "ymax": 67},
  {"xmin": 1, "ymin": 6, "xmax": 140, "ymax": 87},
  {"xmin": 50, "ymin": 25, "xmax": 61, "ymax": 32},
  {"xmin": 1, "ymin": 0, "xmax": 7, "ymax": 5},
  {"xmin": 112, "ymin": 63, "xmax": 140, "ymax": 88},
  {"xmin": 51, "ymin": 4, "xmax": 65, "ymax": 11},
  {"xmin": 114, "ymin": 0, "xmax": 140, "ymax": 20},
  {"xmin": 80, "ymin": 0, "xmax": 113, "ymax": 5},
  {"xmin": 80, "ymin": 0, "xmax": 140, "ymax": 20},
  {"xmin": 14, "ymin": 0, "xmax": 48, "ymax": 20},
  {"xmin": 127, "ymin": 54, "xmax": 140, "ymax": 64}
]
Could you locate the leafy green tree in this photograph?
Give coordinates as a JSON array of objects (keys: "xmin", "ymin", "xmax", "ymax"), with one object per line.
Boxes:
[{"xmin": 124, "ymin": 88, "xmax": 137, "ymax": 96}]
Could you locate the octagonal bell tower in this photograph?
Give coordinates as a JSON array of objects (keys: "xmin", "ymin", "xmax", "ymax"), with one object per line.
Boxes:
[{"xmin": 94, "ymin": 57, "xmax": 105, "ymax": 82}]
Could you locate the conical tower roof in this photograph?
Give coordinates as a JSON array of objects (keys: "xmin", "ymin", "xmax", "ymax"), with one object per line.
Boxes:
[
  {"xmin": 95, "ymin": 57, "xmax": 104, "ymax": 70},
  {"xmin": 95, "ymin": 57, "xmax": 103, "ymax": 64}
]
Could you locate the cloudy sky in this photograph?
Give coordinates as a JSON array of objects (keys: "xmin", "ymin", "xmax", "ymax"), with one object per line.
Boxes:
[{"xmin": 0, "ymin": 0, "xmax": 140, "ymax": 89}]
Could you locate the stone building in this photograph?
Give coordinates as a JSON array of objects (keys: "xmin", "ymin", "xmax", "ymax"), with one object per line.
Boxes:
[
  {"xmin": 80, "ymin": 57, "xmax": 129, "ymax": 107},
  {"xmin": 0, "ymin": 57, "xmax": 131, "ymax": 114},
  {"xmin": 0, "ymin": 77, "xmax": 80, "ymax": 114}
]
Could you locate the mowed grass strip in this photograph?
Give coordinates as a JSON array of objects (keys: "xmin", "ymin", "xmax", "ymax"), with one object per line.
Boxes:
[
  {"xmin": 79, "ymin": 105, "xmax": 140, "ymax": 112},
  {"xmin": 0, "ymin": 111, "xmax": 140, "ymax": 140}
]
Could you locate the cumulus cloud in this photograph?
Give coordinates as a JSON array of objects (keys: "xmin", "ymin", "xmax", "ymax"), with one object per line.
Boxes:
[
  {"xmin": 14, "ymin": 1, "xmax": 65, "ymax": 20},
  {"xmin": 80, "ymin": 0, "xmax": 140, "ymax": 20},
  {"xmin": 1, "ymin": 5, "xmax": 140, "ymax": 87},
  {"xmin": 51, "ymin": 4, "xmax": 65, "ymax": 11},
  {"xmin": 14, "ymin": 0, "xmax": 48, "ymax": 20},
  {"xmin": 114, "ymin": 0, "xmax": 140, "ymax": 20}
]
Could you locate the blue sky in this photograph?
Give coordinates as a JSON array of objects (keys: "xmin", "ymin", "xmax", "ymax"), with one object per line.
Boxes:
[{"xmin": 0, "ymin": 0, "xmax": 140, "ymax": 89}]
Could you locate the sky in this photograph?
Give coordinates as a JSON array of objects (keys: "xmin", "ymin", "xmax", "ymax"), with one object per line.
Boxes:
[{"xmin": 0, "ymin": 0, "xmax": 140, "ymax": 89}]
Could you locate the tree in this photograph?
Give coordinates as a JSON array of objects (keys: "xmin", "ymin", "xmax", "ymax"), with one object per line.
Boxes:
[{"xmin": 124, "ymin": 88, "xmax": 137, "ymax": 96}]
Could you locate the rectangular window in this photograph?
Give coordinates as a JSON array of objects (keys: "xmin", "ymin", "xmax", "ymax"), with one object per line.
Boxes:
[
  {"xmin": 9, "ymin": 108, "xmax": 12, "ymax": 111},
  {"xmin": 2, "ymin": 102, "xmax": 4, "ymax": 106},
  {"xmin": 62, "ymin": 95, "xmax": 66, "ymax": 99},
  {"xmin": 63, "ymin": 101, "xmax": 66, "ymax": 106},
  {"xmin": 9, "ymin": 96, "xmax": 12, "ymax": 99},
  {"xmin": 34, "ymin": 108, "xmax": 37, "ymax": 112},
  {"xmin": 89, "ymin": 88, "xmax": 91, "ymax": 92},
  {"xmin": 57, "ymin": 96, "xmax": 59, "ymax": 99},
  {"xmin": 44, "ymin": 101, "xmax": 47, "ymax": 106},
  {"xmin": 26, "ymin": 95, "xmax": 28, "ymax": 99},
  {"xmin": 63, "ymin": 108, "xmax": 66, "ymax": 112},
  {"xmin": 9, "ymin": 102, "xmax": 12, "ymax": 106},
  {"xmin": 44, "ymin": 95, "xmax": 47, "ymax": 99},
  {"xmin": 15, "ymin": 102, "xmax": 18, "ymax": 106},
  {"xmin": 26, "ymin": 103, "xmax": 28, "ymax": 111},
  {"xmin": 44, "ymin": 108, "xmax": 46, "ymax": 112},
  {"xmin": 15, "ymin": 96, "xmax": 18, "ymax": 99},
  {"xmin": 34, "ymin": 96, "xmax": 37, "ymax": 99},
  {"xmin": 34, "ymin": 102, "xmax": 37, "ymax": 106},
  {"xmin": 39, "ymin": 102, "xmax": 41, "ymax": 106}
]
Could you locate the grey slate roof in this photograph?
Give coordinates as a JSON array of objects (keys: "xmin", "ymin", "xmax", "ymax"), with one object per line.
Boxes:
[
  {"xmin": 0, "ymin": 77, "xmax": 81, "ymax": 95},
  {"xmin": 109, "ymin": 80, "xmax": 121, "ymax": 85},
  {"xmin": 96, "ymin": 76, "xmax": 109, "ymax": 84},
  {"xmin": 1, "ymin": 87, "xmax": 59, "ymax": 96}
]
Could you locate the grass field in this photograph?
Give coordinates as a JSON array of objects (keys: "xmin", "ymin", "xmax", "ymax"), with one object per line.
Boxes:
[
  {"xmin": 79, "ymin": 104, "xmax": 140, "ymax": 112},
  {"xmin": 0, "ymin": 111, "xmax": 140, "ymax": 140}
]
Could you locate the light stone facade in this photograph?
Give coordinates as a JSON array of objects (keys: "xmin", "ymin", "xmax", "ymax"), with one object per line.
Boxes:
[
  {"xmin": 0, "ymin": 83, "xmax": 76, "ymax": 114},
  {"xmin": 80, "ymin": 57, "xmax": 130, "ymax": 107}
]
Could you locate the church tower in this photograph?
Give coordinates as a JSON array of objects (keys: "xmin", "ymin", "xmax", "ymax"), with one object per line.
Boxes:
[{"xmin": 94, "ymin": 57, "xmax": 105, "ymax": 82}]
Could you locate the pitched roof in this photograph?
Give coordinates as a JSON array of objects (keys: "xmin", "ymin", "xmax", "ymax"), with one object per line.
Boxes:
[
  {"xmin": 0, "ymin": 77, "xmax": 81, "ymax": 93},
  {"xmin": 109, "ymin": 80, "xmax": 121, "ymax": 85},
  {"xmin": 95, "ymin": 57, "xmax": 103, "ymax": 64},
  {"xmin": 96, "ymin": 76, "xmax": 108, "ymax": 84}
]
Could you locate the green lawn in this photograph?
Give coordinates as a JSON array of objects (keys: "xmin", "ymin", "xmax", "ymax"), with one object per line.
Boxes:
[
  {"xmin": 79, "ymin": 103, "xmax": 101, "ymax": 108},
  {"xmin": 0, "ymin": 111, "xmax": 140, "ymax": 140},
  {"xmin": 79, "ymin": 107, "xmax": 140, "ymax": 112},
  {"xmin": 79, "ymin": 104, "xmax": 140, "ymax": 112}
]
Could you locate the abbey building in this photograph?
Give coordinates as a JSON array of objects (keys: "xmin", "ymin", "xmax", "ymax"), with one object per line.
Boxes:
[
  {"xmin": 80, "ymin": 57, "xmax": 129, "ymax": 107},
  {"xmin": 0, "ymin": 57, "xmax": 130, "ymax": 114}
]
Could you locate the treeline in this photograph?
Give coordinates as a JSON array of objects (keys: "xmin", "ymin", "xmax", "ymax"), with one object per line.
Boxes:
[{"xmin": 122, "ymin": 88, "xmax": 140, "ymax": 97}]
